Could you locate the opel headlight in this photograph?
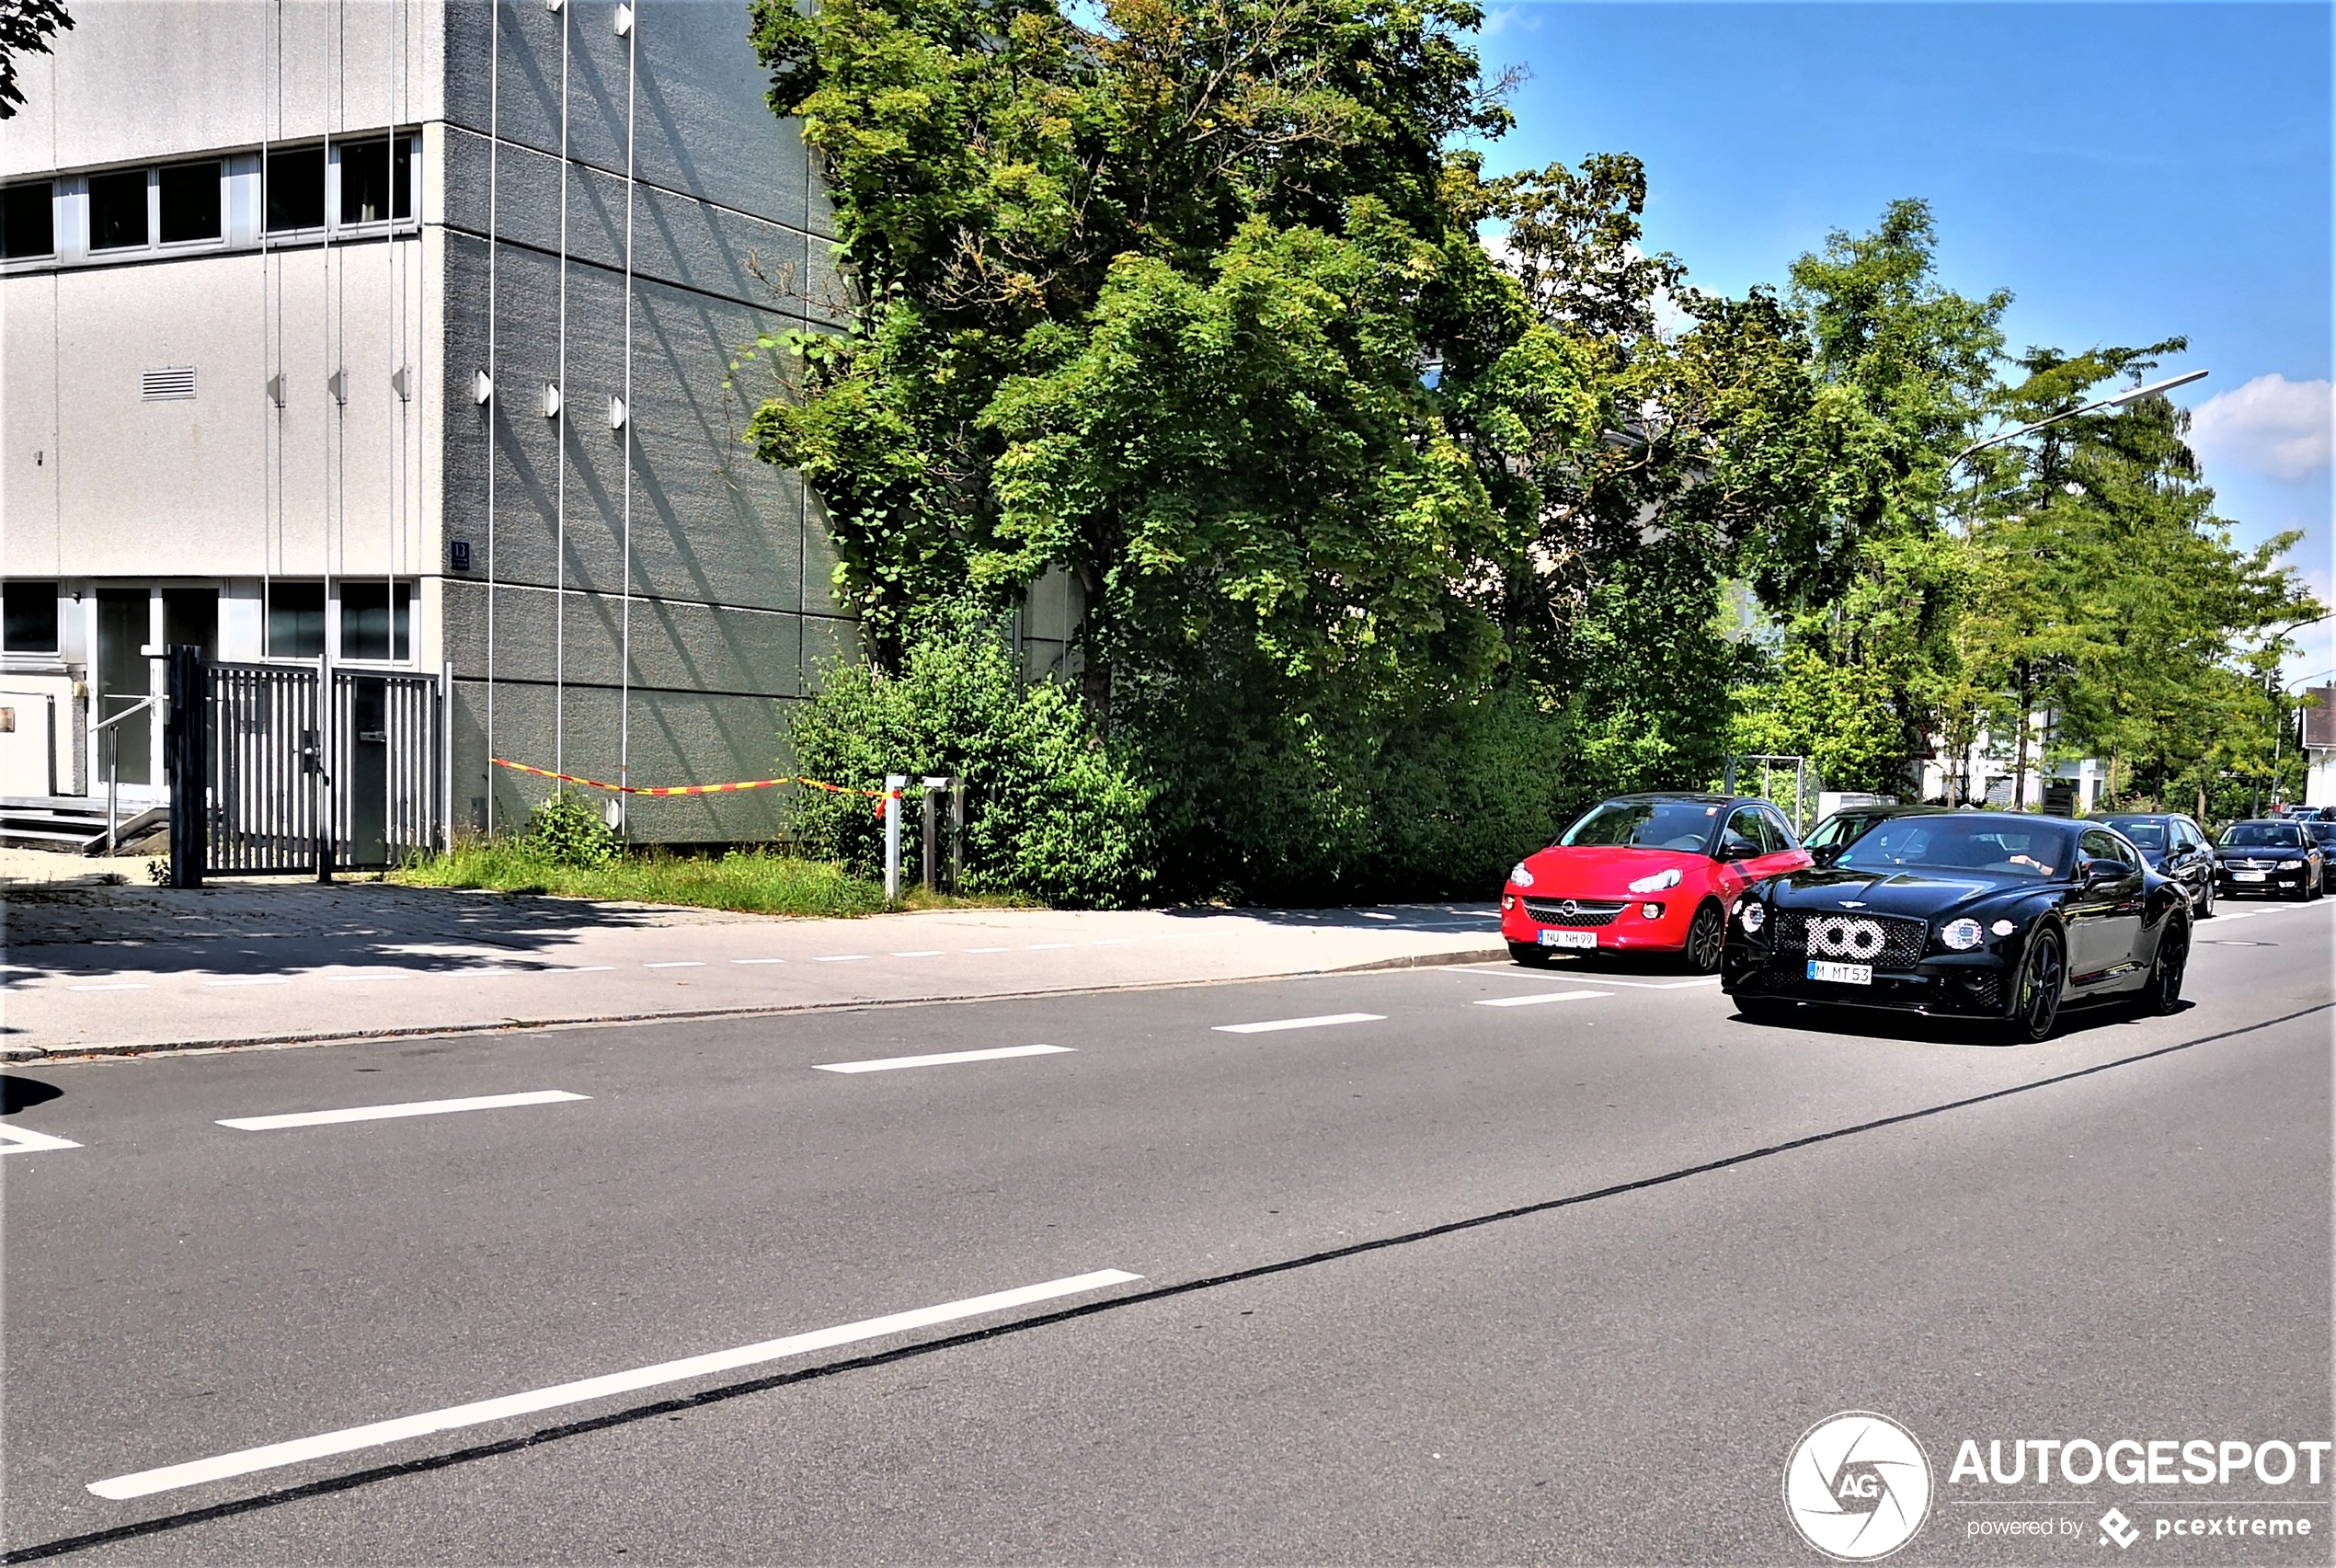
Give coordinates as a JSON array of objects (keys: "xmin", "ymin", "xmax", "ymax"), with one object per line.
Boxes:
[
  {"xmin": 2279, "ymin": 856, "xmax": 2305, "ymax": 869},
  {"xmin": 1510, "ymin": 862, "xmax": 1535, "ymax": 887},
  {"xmin": 1627, "ymin": 867, "xmax": 1683, "ymax": 894},
  {"xmin": 1941, "ymin": 918, "xmax": 1985, "ymax": 951},
  {"xmin": 1739, "ymin": 901, "xmax": 1766, "ymax": 933}
]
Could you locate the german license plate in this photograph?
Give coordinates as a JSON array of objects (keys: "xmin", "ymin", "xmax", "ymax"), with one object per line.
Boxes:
[
  {"xmin": 2234, "ymin": 870, "xmax": 2267, "ymax": 883},
  {"xmin": 1539, "ymin": 929, "xmax": 1597, "ymax": 949},
  {"xmin": 1807, "ymin": 960, "xmax": 1872, "ymax": 985}
]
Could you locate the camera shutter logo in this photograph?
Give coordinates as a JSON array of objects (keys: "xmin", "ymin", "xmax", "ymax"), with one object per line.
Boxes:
[
  {"xmin": 1782, "ymin": 1412, "xmax": 1932, "ymax": 1561},
  {"xmin": 1806, "ymin": 916, "xmax": 1887, "ymax": 961}
]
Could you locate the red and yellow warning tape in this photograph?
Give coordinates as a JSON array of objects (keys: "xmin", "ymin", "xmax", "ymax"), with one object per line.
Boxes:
[{"xmin": 490, "ymin": 757, "xmax": 891, "ymax": 799}]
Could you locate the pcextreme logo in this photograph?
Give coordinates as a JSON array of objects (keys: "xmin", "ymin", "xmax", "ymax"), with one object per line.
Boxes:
[{"xmin": 1784, "ymin": 1412, "xmax": 1936, "ymax": 1562}]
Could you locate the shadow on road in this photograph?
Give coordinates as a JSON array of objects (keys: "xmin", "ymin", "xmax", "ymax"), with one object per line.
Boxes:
[
  {"xmin": 1719, "ymin": 995, "xmax": 2196, "ymax": 1048},
  {"xmin": 0, "ymin": 1076, "xmax": 63, "ymax": 1115},
  {"xmin": 0, "ymin": 881, "xmax": 732, "ymax": 987}
]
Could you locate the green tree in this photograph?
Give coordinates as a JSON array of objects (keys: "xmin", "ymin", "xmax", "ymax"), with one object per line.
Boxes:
[
  {"xmin": 0, "ymin": 0, "xmax": 71, "ymax": 120},
  {"xmin": 1964, "ymin": 345, "xmax": 2321, "ymax": 813}
]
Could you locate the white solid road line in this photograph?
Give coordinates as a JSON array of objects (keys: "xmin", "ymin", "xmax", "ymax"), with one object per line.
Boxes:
[
  {"xmin": 87, "ymin": 1267, "xmax": 1142, "ymax": 1501},
  {"xmin": 814, "ymin": 955, "xmax": 870, "ymax": 963},
  {"xmin": 733, "ymin": 957, "xmax": 786, "ymax": 965},
  {"xmin": 216, "ymin": 1091, "xmax": 590, "ymax": 1132},
  {"xmin": 964, "ymin": 946, "xmax": 1010, "ymax": 954},
  {"xmin": 1475, "ymin": 990, "xmax": 1613, "ymax": 1008},
  {"xmin": 814, "ymin": 1044, "xmax": 1075, "ymax": 1074},
  {"xmin": 645, "ymin": 961, "xmax": 704, "ymax": 969},
  {"xmin": 0, "ymin": 1126, "xmax": 83, "ymax": 1154},
  {"xmin": 1214, "ymin": 1013, "xmax": 1386, "ymax": 1035}
]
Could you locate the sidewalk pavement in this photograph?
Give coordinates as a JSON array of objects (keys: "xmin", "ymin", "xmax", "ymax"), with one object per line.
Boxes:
[{"xmin": 2, "ymin": 876, "xmax": 1506, "ymax": 1059}]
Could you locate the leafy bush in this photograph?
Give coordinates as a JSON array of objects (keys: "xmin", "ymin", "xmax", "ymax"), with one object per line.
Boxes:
[
  {"xmin": 523, "ymin": 792, "xmax": 618, "ymax": 869},
  {"xmin": 786, "ymin": 606, "xmax": 1154, "ymax": 909}
]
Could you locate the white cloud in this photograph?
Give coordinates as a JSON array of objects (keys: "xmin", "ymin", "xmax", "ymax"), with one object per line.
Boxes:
[{"xmin": 2189, "ymin": 373, "xmax": 2333, "ymax": 482}]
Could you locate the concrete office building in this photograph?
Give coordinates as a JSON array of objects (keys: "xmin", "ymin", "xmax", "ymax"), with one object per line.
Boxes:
[{"xmin": 1, "ymin": 0, "xmax": 855, "ymax": 844}]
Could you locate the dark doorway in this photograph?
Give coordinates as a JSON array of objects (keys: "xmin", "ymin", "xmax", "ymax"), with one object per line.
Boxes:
[
  {"xmin": 96, "ymin": 589, "xmax": 152, "ymax": 785},
  {"xmin": 162, "ymin": 588, "xmax": 217, "ymax": 662}
]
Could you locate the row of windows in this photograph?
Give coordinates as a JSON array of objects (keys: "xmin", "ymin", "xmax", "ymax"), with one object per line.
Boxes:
[
  {"xmin": 0, "ymin": 135, "xmax": 414, "ymax": 262},
  {"xmin": 0, "ymin": 580, "xmax": 411, "ymax": 663}
]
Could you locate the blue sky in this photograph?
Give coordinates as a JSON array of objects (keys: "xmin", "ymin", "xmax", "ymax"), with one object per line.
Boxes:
[{"xmin": 1471, "ymin": 1, "xmax": 2334, "ymax": 681}]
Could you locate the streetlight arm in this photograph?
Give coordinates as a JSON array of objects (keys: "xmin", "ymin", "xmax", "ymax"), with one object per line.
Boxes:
[{"xmin": 1949, "ymin": 368, "xmax": 2211, "ymax": 472}]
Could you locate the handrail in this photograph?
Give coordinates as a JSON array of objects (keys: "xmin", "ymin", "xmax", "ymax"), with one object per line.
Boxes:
[
  {"xmin": 97, "ymin": 696, "xmax": 159, "ymax": 855},
  {"xmin": 93, "ymin": 696, "xmax": 156, "ymax": 734}
]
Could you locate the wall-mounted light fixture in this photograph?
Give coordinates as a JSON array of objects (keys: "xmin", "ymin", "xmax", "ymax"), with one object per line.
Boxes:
[
  {"xmin": 391, "ymin": 366, "xmax": 413, "ymax": 403},
  {"xmin": 614, "ymin": 3, "xmax": 633, "ymax": 34},
  {"xmin": 545, "ymin": 0, "xmax": 563, "ymax": 12},
  {"xmin": 327, "ymin": 370, "xmax": 349, "ymax": 406},
  {"xmin": 608, "ymin": 395, "xmax": 626, "ymax": 434},
  {"xmin": 266, "ymin": 373, "xmax": 287, "ymax": 408},
  {"xmin": 543, "ymin": 383, "xmax": 562, "ymax": 419},
  {"xmin": 474, "ymin": 369, "xmax": 494, "ymax": 406}
]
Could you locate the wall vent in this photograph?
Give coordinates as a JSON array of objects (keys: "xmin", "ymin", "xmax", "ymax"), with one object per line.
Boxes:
[{"xmin": 142, "ymin": 366, "xmax": 197, "ymax": 400}]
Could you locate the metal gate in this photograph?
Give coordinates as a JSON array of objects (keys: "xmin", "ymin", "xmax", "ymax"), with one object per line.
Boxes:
[{"xmin": 167, "ymin": 649, "xmax": 447, "ymax": 883}]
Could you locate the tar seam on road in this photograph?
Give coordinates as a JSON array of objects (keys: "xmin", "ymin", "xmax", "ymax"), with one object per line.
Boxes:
[{"xmin": 6, "ymin": 1000, "xmax": 2323, "ymax": 1563}]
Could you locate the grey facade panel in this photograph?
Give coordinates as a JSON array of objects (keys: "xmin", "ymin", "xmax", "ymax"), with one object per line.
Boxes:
[
  {"xmin": 452, "ymin": 676, "xmax": 796, "ymax": 841},
  {"xmin": 437, "ymin": 237, "xmax": 808, "ymax": 612},
  {"xmin": 441, "ymin": 128, "xmax": 812, "ymax": 310},
  {"xmin": 442, "ymin": 0, "xmax": 810, "ymax": 233},
  {"xmin": 439, "ymin": 577, "xmax": 822, "ymax": 700}
]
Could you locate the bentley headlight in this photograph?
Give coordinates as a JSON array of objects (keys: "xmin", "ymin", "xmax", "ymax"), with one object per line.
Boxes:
[
  {"xmin": 1941, "ymin": 918, "xmax": 1985, "ymax": 951},
  {"xmin": 1627, "ymin": 867, "xmax": 1683, "ymax": 894},
  {"xmin": 1510, "ymin": 862, "xmax": 1535, "ymax": 887},
  {"xmin": 1739, "ymin": 901, "xmax": 1766, "ymax": 933}
]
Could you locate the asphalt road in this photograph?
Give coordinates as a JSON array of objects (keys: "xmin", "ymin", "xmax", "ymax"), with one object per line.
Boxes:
[{"xmin": 3, "ymin": 898, "xmax": 2330, "ymax": 1564}]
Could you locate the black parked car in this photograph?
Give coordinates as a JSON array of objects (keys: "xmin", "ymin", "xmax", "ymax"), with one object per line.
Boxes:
[
  {"xmin": 2310, "ymin": 821, "xmax": 2336, "ymax": 892},
  {"xmin": 2091, "ymin": 812, "xmax": 2217, "ymax": 919},
  {"xmin": 1721, "ymin": 811, "xmax": 2191, "ymax": 1045},
  {"xmin": 2215, "ymin": 819, "xmax": 2326, "ymax": 901},
  {"xmin": 1801, "ymin": 804, "xmax": 1928, "ymax": 866}
]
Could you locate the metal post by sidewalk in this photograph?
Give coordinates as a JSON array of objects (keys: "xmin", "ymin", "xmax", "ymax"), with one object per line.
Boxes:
[
  {"xmin": 166, "ymin": 647, "xmax": 206, "ymax": 887},
  {"xmin": 883, "ymin": 773, "xmax": 906, "ymax": 901},
  {"xmin": 920, "ymin": 775, "xmax": 954, "ymax": 894},
  {"xmin": 949, "ymin": 779, "xmax": 966, "ymax": 893}
]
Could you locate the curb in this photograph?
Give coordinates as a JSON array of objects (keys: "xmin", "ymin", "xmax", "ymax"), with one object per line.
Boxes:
[{"xmin": 10, "ymin": 945, "xmax": 1517, "ymax": 1063}]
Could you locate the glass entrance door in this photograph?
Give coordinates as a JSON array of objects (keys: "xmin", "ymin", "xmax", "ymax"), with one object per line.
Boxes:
[{"xmin": 96, "ymin": 589, "xmax": 153, "ymax": 787}]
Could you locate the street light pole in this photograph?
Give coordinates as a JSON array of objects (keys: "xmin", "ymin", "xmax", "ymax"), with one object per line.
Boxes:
[
  {"xmin": 1948, "ymin": 368, "xmax": 2211, "ymax": 475},
  {"xmin": 2255, "ymin": 615, "xmax": 2332, "ymax": 816}
]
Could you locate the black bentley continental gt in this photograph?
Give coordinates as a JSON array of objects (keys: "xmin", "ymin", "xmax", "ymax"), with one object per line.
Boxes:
[{"xmin": 1720, "ymin": 811, "xmax": 2192, "ymax": 1045}]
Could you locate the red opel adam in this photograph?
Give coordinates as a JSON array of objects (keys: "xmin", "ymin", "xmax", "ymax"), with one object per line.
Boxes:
[{"xmin": 1502, "ymin": 793, "xmax": 1812, "ymax": 972}]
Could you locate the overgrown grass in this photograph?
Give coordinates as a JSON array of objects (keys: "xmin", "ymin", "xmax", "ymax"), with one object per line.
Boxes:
[{"xmin": 395, "ymin": 842, "xmax": 1033, "ymax": 918}]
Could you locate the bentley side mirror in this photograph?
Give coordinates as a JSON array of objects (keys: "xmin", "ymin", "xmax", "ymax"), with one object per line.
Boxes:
[{"xmin": 2080, "ymin": 856, "xmax": 2122, "ymax": 888}]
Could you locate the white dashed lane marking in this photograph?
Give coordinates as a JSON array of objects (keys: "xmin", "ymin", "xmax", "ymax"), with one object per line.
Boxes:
[
  {"xmin": 1475, "ymin": 990, "xmax": 1612, "ymax": 1008},
  {"xmin": 1214, "ymin": 1013, "xmax": 1385, "ymax": 1035},
  {"xmin": 0, "ymin": 1126, "xmax": 83, "ymax": 1154},
  {"xmin": 813, "ymin": 1044, "xmax": 1075, "ymax": 1074},
  {"xmin": 86, "ymin": 1269, "xmax": 1143, "ymax": 1501},
  {"xmin": 216, "ymin": 1091, "xmax": 590, "ymax": 1132}
]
